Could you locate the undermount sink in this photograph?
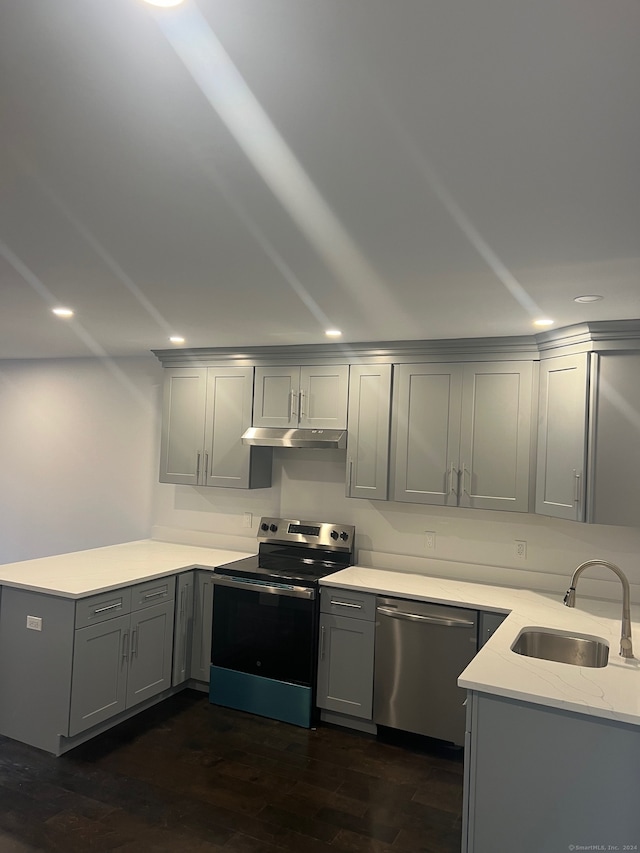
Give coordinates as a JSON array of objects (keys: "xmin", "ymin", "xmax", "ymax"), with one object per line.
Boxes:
[{"xmin": 511, "ymin": 629, "xmax": 609, "ymax": 668}]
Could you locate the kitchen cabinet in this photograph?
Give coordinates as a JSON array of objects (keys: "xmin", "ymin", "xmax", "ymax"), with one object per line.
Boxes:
[
  {"xmin": 535, "ymin": 353, "xmax": 589, "ymax": 521},
  {"xmin": 172, "ymin": 571, "xmax": 194, "ymax": 686},
  {"xmin": 462, "ymin": 691, "xmax": 640, "ymax": 853},
  {"xmin": 191, "ymin": 571, "xmax": 215, "ymax": 683},
  {"xmin": 345, "ymin": 363, "xmax": 392, "ymax": 500},
  {"xmin": 253, "ymin": 365, "xmax": 349, "ymax": 429},
  {"xmin": 69, "ymin": 578, "xmax": 175, "ymax": 736},
  {"xmin": 316, "ymin": 588, "xmax": 375, "ymax": 720},
  {"xmin": 159, "ymin": 366, "xmax": 272, "ymax": 489},
  {"xmin": 477, "ymin": 611, "xmax": 507, "ymax": 649},
  {"xmin": 392, "ymin": 361, "xmax": 534, "ymax": 511}
]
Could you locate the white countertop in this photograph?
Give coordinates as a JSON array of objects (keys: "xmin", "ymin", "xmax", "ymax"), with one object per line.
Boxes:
[
  {"xmin": 322, "ymin": 566, "xmax": 640, "ymax": 727},
  {"xmin": 0, "ymin": 540, "xmax": 254, "ymax": 598}
]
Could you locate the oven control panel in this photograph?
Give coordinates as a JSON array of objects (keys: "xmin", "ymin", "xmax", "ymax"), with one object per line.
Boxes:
[{"xmin": 257, "ymin": 517, "xmax": 355, "ymax": 551}]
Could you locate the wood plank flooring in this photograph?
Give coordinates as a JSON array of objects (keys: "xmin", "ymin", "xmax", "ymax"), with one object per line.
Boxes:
[{"xmin": 0, "ymin": 690, "xmax": 463, "ymax": 852}]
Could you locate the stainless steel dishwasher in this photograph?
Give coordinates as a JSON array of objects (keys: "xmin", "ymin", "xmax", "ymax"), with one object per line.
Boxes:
[{"xmin": 373, "ymin": 596, "xmax": 478, "ymax": 746}]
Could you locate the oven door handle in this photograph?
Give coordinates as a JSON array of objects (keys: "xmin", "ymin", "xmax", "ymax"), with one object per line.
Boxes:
[{"xmin": 212, "ymin": 574, "xmax": 316, "ymax": 600}]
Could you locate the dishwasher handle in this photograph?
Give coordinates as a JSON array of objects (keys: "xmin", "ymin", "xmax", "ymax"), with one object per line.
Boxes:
[{"xmin": 376, "ymin": 605, "xmax": 475, "ymax": 628}]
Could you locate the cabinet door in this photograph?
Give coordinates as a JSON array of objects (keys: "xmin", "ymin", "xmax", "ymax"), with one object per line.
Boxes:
[
  {"xmin": 126, "ymin": 601, "xmax": 174, "ymax": 708},
  {"xmin": 459, "ymin": 362, "xmax": 533, "ymax": 512},
  {"xmin": 159, "ymin": 368, "xmax": 208, "ymax": 485},
  {"xmin": 191, "ymin": 572, "xmax": 215, "ymax": 682},
  {"xmin": 204, "ymin": 367, "xmax": 271, "ymax": 489},
  {"xmin": 172, "ymin": 572, "xmax": 194, "ymax": 686},
  {"xmin": 392, "ymin": 363, "xmax": 463, "ymax": 505},
  {"xmin": 252, "ymin": 367, "xmax": 299, "ymax": 428},
  {"xmin": 317, "ymin": 614, "xmax": 374, "ymax": 720},
  {"xmin": 346, "ymin": 364, "xmax": 391, "ymax": 500},
  {"xmin": 535, "ymin": 354, "xmax": 589, "ymax": 521},
  {"xmin": 299, "ymin": 365, "xmax": 349, "ymax": 429},
  {"xmin": 69, "ymin": 614, "xmax": 130, "ymax": 737}
]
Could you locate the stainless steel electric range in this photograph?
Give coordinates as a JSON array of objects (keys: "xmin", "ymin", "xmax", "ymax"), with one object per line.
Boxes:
[{"xmin": 210, "ymin": 517, "xmax": 355, "ymax": 728}]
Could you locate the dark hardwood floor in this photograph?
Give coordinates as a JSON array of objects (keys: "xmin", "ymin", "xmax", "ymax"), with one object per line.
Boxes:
[{"xmin": 0, "ymin": 690, "xmax": 463, "ymax": 852}]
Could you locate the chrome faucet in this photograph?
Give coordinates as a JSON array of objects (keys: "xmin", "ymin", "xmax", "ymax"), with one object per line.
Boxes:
[{"xmin": 564, "ymin": 560, "xmax": 634, "ymax": 659}]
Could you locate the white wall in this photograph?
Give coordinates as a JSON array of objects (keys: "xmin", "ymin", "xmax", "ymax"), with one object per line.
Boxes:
[
  {"xmin": 0, "ymin": 356, "xmax": 162, "ymax": 564},
  {"xmin": 153, "ymin": 448, "xmax": 640, "ymax": 602}
]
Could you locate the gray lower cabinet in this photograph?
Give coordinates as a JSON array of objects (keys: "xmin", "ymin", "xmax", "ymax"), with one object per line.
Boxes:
[
  {"xmin": 69, "ymin": 578, "xmax": 176, "ymax": 737},
  {"xmin": 477, "ymin": 611, "xmax": 507, "ymax": 648},
  {"xmin": 392, "ymin": 361, "xmax": 534, "ymax": 512},
  {"xmin": 462, "ymin": 691, "xmax": 640, "ymax": 853},
  {"xmin": 159, "ymin": 366, "xmax": 272, "ymax": 488},
  {"xmin": 191, "ymin": 571, "xmax": 215, "ymax": 683},
  {"xmin": 346, "ymin": 363, "xmax": 392, "ymax": 500},
  {"xmin": 316, "ymin": 588, "xmax": 376, "ymax": 720},
  {"xmin": 172, "ymin": 571, "xmax": 195, "ymax": 686}
]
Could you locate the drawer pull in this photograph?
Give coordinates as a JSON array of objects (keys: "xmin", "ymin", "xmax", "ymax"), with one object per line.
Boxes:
[
  {"xmin": 143, "ymin": 590, "xmax": 166, "ymax": 600},
  {"xmin": 330, "ymin": 600, "xmax": 362, "ymax": 609},
  {"xmin": 94, "ymin": 602, "xmax": 122, "ymax": 614}
]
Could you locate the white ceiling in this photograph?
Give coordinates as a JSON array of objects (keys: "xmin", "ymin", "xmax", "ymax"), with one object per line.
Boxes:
[{"xmin": 1, "ymin": 0, "xmax": 639, "ymax": 359}]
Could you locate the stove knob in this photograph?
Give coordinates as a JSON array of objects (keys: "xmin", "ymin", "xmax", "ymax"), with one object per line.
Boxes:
[
  {"xmin": 260, "ymin": 523, "xmax": 269, "ymax": 531},
  {"xmin": 269, "ymin": 523, "xmax": 278, "ymax": 532},
  {"xmin": 330, "ymin": 530, "xmax": 339, "ymax": 540},
  {"xmin": 340, "ymin": 531, "xmax": 349, "ymax": 541}
]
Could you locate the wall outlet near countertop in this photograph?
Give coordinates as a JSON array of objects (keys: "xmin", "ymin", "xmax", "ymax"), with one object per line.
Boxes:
[
  {"xmin": 243, "ymin": 512, "xmax": 253, "ymax": 528},
  {"xmin": 515, "ymin": 540, "xmax": 527, "ymax": 559},
  {"xmin": 26, "ymin": 615, "xmax": 42, "ymax": 631},
  {"xmin": 425, "ymin": 531, "xmax": 436, "ymax": 551}
]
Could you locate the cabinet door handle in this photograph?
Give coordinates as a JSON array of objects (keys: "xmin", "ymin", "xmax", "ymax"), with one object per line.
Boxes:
[
  {"xmin": 131, "ymin": 628, "xmax": 138, "ymax": 658},
  {"xmin": 330, "ymin": 600, "xmax": 362, "ymax": 609},
  {"xmin": 461, "ymin": 463, "xmax": 470, "ymax": 497},
  {"xmin": 180, "ymin": 587, "xmax": 186, "ymax": 618},
  {"xmin": 299, "ymin": 389, "xmax": 305, "ymax": 420},
  {"xmin": 196, "ymin": 451, "xmax": 201, "ymax": 481},
  {"xmin": 204, "ymin": 452, "xmax": 209, "ymax": 482},
  {"xmin": 448, "ymin": 461, "xmax": 458, "ymax": 497},
  {"xmin": 320, "ymin": 625, "xmax": 326, "ymax": 660},
  {"xmin": 290, "ymin": 389, "xmax": 298, "ymax": 420},
  {"xmin": 122, "ymin": 631, "xmax": 129, "ymax": 662},
  {"xmin": 573, "ymin": 470, "xmax": 581, "ymax": 504},
  {"xmin": 347, "ymin": 459, "xmax": 353, "ymax": 494}
]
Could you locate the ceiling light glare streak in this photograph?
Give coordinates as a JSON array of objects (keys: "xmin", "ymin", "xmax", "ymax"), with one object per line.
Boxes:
[
  {"xmin": 169, "ymin": 335, "xmax": 185, "ymax": 343},
  {"xmin": 52, "ymin": 307, "xmax": 74, "ymax": 318},
  {"xmin": 533, "ymin": 318, "xmax": 554, "ymax": 327},
  {"xmin": 325, "ymin": 329, "xmax": 342, "ymax": 337},
  {"xmin": 148, "ymin": 6, "xmax": 413, "ymax": 334}
]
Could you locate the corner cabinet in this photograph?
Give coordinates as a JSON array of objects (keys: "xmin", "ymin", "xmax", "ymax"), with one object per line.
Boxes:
[
  {"xmin": 346, "ymin": 364, "xmax": 392, "ymax": 500},
  {"xmin": 252, "ymin": 365, "xmax": 349, "ymax": 429},
  {"xmin": 159, "ymin": 367, "xmax": 272, "ymax": 489},
  {"xmin": 392, "ymin": 361, "xmax": 534, "ymax": 512}
]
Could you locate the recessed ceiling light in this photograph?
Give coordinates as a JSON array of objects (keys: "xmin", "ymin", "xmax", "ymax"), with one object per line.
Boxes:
[
  {"xmin": 574, "ymin": 295, "xmax": 604, "ymax": 303},
  {"xmin": 325, "ymin": 329, "xmax": 342, "ymax": 338},
  {"xmin": 169, "ymin": 336, "xmax": 185, "ymax": 344},
  {"xmin": 533, "ymin": 318, "xmax": 554, "ymax": 327},
  {"xmin": 52, "ymin": 307, "xmax": 74, "ymax": 318},
  {"xmin": 142, "ymin": 0, "xmax": 185, "ymax": 7}
]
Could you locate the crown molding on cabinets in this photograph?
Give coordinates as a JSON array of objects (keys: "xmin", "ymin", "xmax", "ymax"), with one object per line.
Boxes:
[{"xmin": 153, "ymin": 320, "xmax": 640, "ymax": 368}]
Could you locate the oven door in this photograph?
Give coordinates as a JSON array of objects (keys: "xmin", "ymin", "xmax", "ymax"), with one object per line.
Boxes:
[{"xmin": 209, "ymin": 574, "xmax": 318, "ymax": 726}]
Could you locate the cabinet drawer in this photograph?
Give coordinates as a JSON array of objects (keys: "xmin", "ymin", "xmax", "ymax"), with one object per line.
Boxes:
[
  {"xmin": 131, "ymin": 577, "xmax": 175, "ymax": 611},
  {"xmin": 75, "ymin": 588, "xmax": 132, "ymax": 628},
  {"xmin": 320, "ymin": 588, "xmax": 376, "ymax": 621}
]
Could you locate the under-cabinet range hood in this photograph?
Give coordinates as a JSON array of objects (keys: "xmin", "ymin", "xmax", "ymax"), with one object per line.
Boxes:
[{"xmin": 241, "ymin": 427, "xmax": 347, "ymax": 449}]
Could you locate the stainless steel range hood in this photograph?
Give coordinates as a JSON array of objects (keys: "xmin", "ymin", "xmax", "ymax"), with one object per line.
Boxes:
[{"xmin": 241, "ymin": 427, "xmax": 347, "ymax": 449}]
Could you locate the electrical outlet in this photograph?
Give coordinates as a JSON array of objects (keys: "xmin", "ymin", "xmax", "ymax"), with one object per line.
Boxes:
[
  {"xmin": 515, "ymin": 540, "xmax": 527, "ymax": 559},
  {"xmin": 243, "ymin": 512, "xmax": 253, "ymax": 528},
  {"xmin": 425, "ymin": 531, "xmax": 436, "ymax": 551},
  {"xmin": 26, "ymin": 615, "xmax": 42, "ymax": 631}
]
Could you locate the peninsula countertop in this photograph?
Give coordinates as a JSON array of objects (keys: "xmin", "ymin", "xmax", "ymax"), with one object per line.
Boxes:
[
  {"xmin": 0, "ymin": 540, "xmax": 254, "ymax": 598},
  {"xmin": 321, "ymin": 565, "xmax": 640, "ymax": 727}
]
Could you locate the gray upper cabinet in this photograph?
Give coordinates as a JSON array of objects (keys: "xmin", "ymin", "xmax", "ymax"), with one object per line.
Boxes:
[
  {"xmin": 589, "ymin": 352, "xmax": 640, "ymax": 526},
  {"xmin": 346, "ymin": 364, "xmax": 392, "ymax": 500},
  {"xmin": 253, "ymin": 365, "xmax": 349, "ymax": 429},
  {"xmin": 159, "ymin": 366, "xmax": 272, "ymax": 489},
  {"xmin": 393, "ymin": 361, "xmax": 534, "ymax": 512},
  {"xmin": 535, "ymin": 353, "xmax": 589, "ymax": 521}
]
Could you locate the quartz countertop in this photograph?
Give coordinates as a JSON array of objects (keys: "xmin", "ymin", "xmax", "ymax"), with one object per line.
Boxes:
[
  {"xmin": 322, "ymin": 566, "xmax": 640, "ymax": 727},
  {"xmin": 0, "ymin": 540, "xmax": 254, "ymax": 598}
]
